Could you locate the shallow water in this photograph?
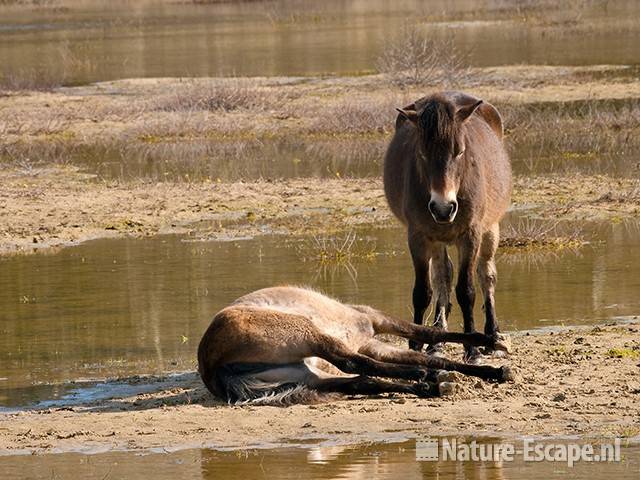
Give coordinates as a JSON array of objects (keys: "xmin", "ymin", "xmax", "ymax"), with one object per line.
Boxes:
[
  {"xmin": 1, "ymin": 217, "xmax": 639, "ymax": 407},
  {"xmin": 1, "ymin": 438, "xmax": 638, "ymax": 479},
  {"xmin": 1, "ymin": 0, "xmax": 639, "ymax": 84}
]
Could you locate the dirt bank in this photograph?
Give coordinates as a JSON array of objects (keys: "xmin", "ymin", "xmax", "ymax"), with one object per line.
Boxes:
[
  {"xmin": 0, "ymin": 322, "xmax": 638, "ymax": 455},
  {"xmin": 0, "ymin": 165, "xmax": 638, "ymax": 255}
]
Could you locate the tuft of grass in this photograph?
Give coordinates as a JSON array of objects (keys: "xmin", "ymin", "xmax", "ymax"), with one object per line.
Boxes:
[
  {"xmin": 500, "ymin": 219, "xmax": 586, "ymax": 252},
  {"xmin": 0, "ymin": 42, "xmax": 97, "ymax": 92},
  {"xmin": 605, "ymin": 348, "xmax": 640, "ymax": 359},
  {"xmin": 501, "ymin": 98, "xmax": 640, "ymax": 174},
  {"xmin": 298, "ymin": 231, "xmax": 377, "ymax": 265},
  {"xmin": 0, "ymin": 68, "xmax": 65, "ymax": 92}
]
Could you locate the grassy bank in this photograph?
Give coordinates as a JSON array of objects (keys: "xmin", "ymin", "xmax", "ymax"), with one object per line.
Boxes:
[
  {"xmin": 2, "ymin": 65, "xmax": 640, "ymax": 181},
  {"xmin": 1, "ymin": 65, "xmax": 640, "ymax": 254}
]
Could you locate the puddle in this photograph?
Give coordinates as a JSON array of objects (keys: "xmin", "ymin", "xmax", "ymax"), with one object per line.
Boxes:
[
  {"xmin": 66, "ymin": 135, "xmax": 387, "ymax": 182},
  {"xmin": 0, "ymin": 437, "xmax": 638, "ymax": 479},
  {"xmin": 1, "ymin": 217, "xmax": 639, "ymax": 407}
]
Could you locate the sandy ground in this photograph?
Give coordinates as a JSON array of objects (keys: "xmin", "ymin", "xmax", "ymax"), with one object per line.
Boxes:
[
  {"xmin": 0, "ymin": 322, "xmax": 638, "ymax": 455},
  {"xmin": 0, "ymin": 166, "xmax": 638, "ymax": 255}
]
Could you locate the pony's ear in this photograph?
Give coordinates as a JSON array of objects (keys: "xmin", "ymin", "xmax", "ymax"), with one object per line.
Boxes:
[
  {"xmin": 456, "ymin": 100, "xmax": 483, "ymax": 123},
  {"xmin": 396, "ymin": 108, "xmax": 418, "ymax": 125}
]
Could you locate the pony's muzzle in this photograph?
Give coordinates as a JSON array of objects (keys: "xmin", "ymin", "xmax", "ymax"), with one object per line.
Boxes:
[{"xmin": 428, "ymin": 199, "xmax": 458, "ymax": 224}]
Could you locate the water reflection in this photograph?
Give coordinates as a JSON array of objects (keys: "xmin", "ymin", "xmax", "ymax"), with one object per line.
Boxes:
[{"xmin": 1, "ymin": 438, "xmax": 638, "ymax": 480}]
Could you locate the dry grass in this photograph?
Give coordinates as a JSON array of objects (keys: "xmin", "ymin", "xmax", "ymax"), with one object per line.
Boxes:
[
  {"xmin": 502, "ymin": 98, "xmax": 640, "ymax": 174},
  {"xmin": 0, "ymin": 43, "xmax": 97, "ymax": 93},
  {"xmin": 150, "ymin": 81, "xmax": 296, "ymax": 113},
  {"xmin": 259, "ymin": 0, "xmax": 336, "ymax": 25},
  {"xmin": 308, "ymin": 96, "xmax": 405, "ymax": 134},
  {"xmin": 0, "ymin": 68, "xmax": 65, "ymax": 92},
  {"xmin": 376, "ymin": 24, "xmax": 471, "ymax": 87},
  {"xmin": 3, "ymin": 93, "xmax": 639, "ymax": 181},
  {"xmin": 0, "ymin": 0, "xmax": 61, "ymax": 5}
]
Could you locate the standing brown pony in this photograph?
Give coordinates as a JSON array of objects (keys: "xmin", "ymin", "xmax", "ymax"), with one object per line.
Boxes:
[{"xmin": 384, "ymin": 91, "xmax": 511, "ymax": 363}]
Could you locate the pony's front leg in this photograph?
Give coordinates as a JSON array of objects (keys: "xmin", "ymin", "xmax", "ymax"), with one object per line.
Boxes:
[
  {"xmin": 478, "ymin": 224, "xmax": 502, "ymax": 354},
  {"xmin": 408, "ymin": 230, "xmax": 433, "ymax": 352},
  {"xmin": 456, "ymin": 231, "xmax": 482, "ymax": 364}
]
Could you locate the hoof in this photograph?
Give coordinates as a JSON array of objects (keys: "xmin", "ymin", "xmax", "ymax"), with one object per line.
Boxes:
[
  {"xmin": 413, "ymin": 382, "xmax": 438, "ymax": 398},
  {"xmin": 436, "ymin": 370, "xmax": 456, "ymax": 383},
  {"xmin": 426, "ymin": 343, "xmax": 446, "ymax": 357},
  {"xmin": 438, "ymin": 381, "xmax": 458, "ymax": 397},
  {"xmin": 466, "ymin": 356, "xmax": 485, "ymax": 365},
  {"xmin": 464, "ymin": 348, "xmax": 485, "ymax": 365},
  {"xmin": 499, "ymin": 366, "xmax": 516, "ymax": 383},
  {"xmin": 492, "ymin": 333, "xmax": 512, "ymax": 354},
  {"xmin": 482, "ymin": 348, "xmax": 508, "ymax": 358}
]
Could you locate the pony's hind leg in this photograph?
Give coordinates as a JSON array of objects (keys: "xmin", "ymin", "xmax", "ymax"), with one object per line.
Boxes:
[
  {"xmin": 303, "ymin": 359, "xmax": 439, "ymax": 398},
  {"xmin": 478, "ymin": 223, "xmax": 502, "ymax": 354},
  {"xmin": 314, "ymin": 331, "xmax": 510, "ymax": 384},
  {"xmin": 313, "ymin": 333, "xmax": 433, "ymax": 382},
  {"xmin": 427, "ymin": 245, "xmax": 454, "ymax": 355}
]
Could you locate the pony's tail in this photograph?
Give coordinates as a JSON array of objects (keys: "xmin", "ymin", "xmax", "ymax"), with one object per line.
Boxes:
[{"xmin": 206, "ymin": 363, "xmax": 332, "ymax": 406}]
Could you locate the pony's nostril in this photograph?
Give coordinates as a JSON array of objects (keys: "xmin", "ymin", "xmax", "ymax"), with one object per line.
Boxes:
[{"xmin": 448, "ymin": 201, "xmax": 458, "ymax": 216}]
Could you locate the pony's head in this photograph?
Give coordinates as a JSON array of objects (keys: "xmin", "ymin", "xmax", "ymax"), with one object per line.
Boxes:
[{"xmin": 398, "ymin": 96, "xmax": 482, "ymax": 224}]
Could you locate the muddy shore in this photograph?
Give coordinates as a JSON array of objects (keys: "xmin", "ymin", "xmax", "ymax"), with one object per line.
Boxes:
[
  {"xmin": 1, "ymin": 322, "xmax": 638, "ymax": 455},
  {"xmin": 0, "ymin": 166, "xmax": 638, "ymax": 255}
]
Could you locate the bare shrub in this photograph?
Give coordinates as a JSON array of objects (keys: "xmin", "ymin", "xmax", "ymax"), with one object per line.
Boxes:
[{"xmin": 376, "ymin": 25, "xmax": 471, "ymax": 87}]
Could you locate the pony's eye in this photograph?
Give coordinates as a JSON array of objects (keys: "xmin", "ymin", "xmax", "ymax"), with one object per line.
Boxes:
[{"xmin": 455, "ymin": 148, "xmax": 465, "ymax": 158}]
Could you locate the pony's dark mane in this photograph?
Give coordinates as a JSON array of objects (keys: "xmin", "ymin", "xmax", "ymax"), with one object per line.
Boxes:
[{"xmin": 418, "ymin": 100, "xmax": 456, "ymax": 147}]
